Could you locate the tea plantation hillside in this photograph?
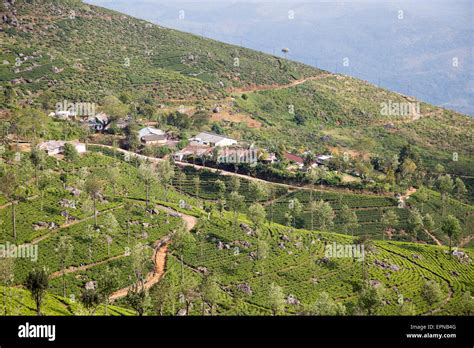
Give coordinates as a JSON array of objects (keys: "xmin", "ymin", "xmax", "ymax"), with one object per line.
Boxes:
[
  {"xmin": 0, "ymin": 286, "xmax": 134, "ymax": 315},
  {"xmin": 0, "ymin": 0, "xmax": 473, "ymax": 317},
  {"xmin": 0, "ymin": 0, "xmax": 317, "ymax": 104},
  {"xmin": 0, "ymin": 148, "xmax": 472, "ymax": 316},
  {"xmin": 155, "ymin": 213, "xmax": 474, "ymax": 316},
  {"xmin": 1, "ymin": 0, "xmax": 473, "ymax": 180},
  {"xmin": 171, "ymin": 166, "xmax": 474, "ymax": 245},
  {"xmin": 231, "ymin": 77, "xmax": 474, "ymax": 177}
]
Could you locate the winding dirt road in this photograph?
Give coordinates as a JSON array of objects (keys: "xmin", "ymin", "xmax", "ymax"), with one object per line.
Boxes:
[
  {"xmin": 227, "ymin": 73, "xmax": 331, "ymax": 94},
  {"xmin": 109, "ymin": 206, "xmax": 197, "ymax": 301}
]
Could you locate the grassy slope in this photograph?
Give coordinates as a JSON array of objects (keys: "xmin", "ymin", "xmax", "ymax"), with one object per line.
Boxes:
[
  {"xmin": 171, "ymin": 167, "xmax": 473, "ymax": 244},
  {"xmin": 233, "ymin": 77, "xmax": 474, "ymax": 176},
  {"xmin": 161, "ymin": 213, "xmax": 473, "ymax": 315},
  {"xmin": 0, "ymin": 286, "xmax": 134, "ymax": 315},
  {"xmin": 1, "ymin": 0, "xmax": 472, "ymax": 179},
  {"xmin": 0, "ymin": 0, "xmax": 317, "ymax": 104},
  {"xmin": 0, "ymin": 148, "xmax": 471, "ymax": 316}
]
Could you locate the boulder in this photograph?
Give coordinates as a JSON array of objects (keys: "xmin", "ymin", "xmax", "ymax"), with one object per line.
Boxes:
[
  {"xmin": 236, "ymin": 283, "xmax": 252, "ymax": 295},
  {"xmin": 240, "ymin": 223, "xmax": 255, "ymax": 236},
  {"xmin": 286, "ymin": 294, "xmax": 300, "ymax": 305},
  {"xmin": 176, "ymin": 308, "xmax": 187, "ymax": 316},
  {"xmin": 32, "ymin": 221, "xmax": 48, "ymax": 230},
  {"xmin": 197, "ymin": 266, "xmax": 209, "ymax": 274}
]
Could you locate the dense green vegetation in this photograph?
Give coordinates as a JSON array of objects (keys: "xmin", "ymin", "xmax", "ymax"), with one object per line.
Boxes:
[{"xmin": 0, "ymin": 0, "xmax": 472, "ymax": 317}]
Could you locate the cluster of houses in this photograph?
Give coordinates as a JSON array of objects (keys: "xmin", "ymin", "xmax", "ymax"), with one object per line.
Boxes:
[
  {"xmin": 45, "ymin": 109, "xmax": 333, "ymax": 170},
  {"xmin": 49, "ymin": 109, "xmax": 111, "ymax": 131},
  {"xmin": 138, "ymin": 127, "xmax": 332, "ymax": 170}
]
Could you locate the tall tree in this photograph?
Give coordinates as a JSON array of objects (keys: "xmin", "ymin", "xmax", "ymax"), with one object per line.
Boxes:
[
  {"xmin": 423, "ymin": 213, "xmax": 436, "ymax": 240},
  {"xmin": 56, "ymin": 236, "xmax": 74, "ymax": 298},
  {"xmin": 85, "ymin": 175, "xmax": 103, "ymax": 226},
  {"xmin": 99, "ymin": 96, "xmax": 129, "ymax": 129},
  {"xmin": 0, "ymin": 170, "xmax": 20, "ymax": 241},
  {"xmin": 357, "ymin": 285, "xmax": 382, "ymax": 315},
  {"xmin": 138, "ymin": 163, "xmax": 156, "ymax": 209},
  {"xmin": 454, "ymin": 177, "xmax": 467, "ymax": 201},
  {"xmin": 29, "ymin": 148, "xmax": 46, "ymax": 187},
  {"xmin": 176, "ymin": 171, "xmax": 186, "ymax": 193},
  {"xmin": 256, "ymin": 239, "xmax": 269, "ymax": 281},
  {"xmin": 172, "ymin": 224, "xmax": 195, "ymax": 282},
  {"xmin": 192, "ymin": 176, "xmax": 201, "ymax": 207},
  {"xmin": 125, "ymin": 285, "xmax": 151, "ymax": 316},
  {"xmin": 156, "ymin": 159, "xmax": 175, "ymax": 202},
  {"xmin": 247, "ymin": 203, "xmax": 266, "ymax": 238},
  {"xmin": 339, "ymin": 204, "xmax": 359, "ymax": 236},
  {"xmin": 249, "ymin": 181, "xmax": 268, "ymax": 202},
  {"xmin": 13, "ymin": 107, "xmax": 49, "ymax": 141},
  {"xmin": 422, "ymin": 280, "xmax": 444, "ymax": 306},
  {"xmin": 416, "ymin": 187, "xmax": 428, "ymax": 213},
  {"xmin": 380, "ymin": 209, "xmax": 399, "ymax": 240},
  {"xmin": 288, "ymin": 198, "xmax": 303, "ymax": 229},
  {"xmin": 63, "ymin": 143, "xmax": 79, "ymax": 162},
  {"xmin": 24, "ymin": 268, "xmax": 49, "ymax": 316},
  {"xmin": 268, "ymin": 282, "xmax": 285, "ymax": 316},
  {"xmin": 129, "ymin": 242, "xmax": 153, "ymax": 307},
  {"xmin": 80, "ymin": 288, "xmax": 101, "ymax": 316},
  {"xmin": 200, "ymin": 275, "xmax": 220, "ymax": 315},
  {"xmin": 109, "ymin": 165, "xmax": 121, "ymax": 198},
  {"xmin": 227, "ymin": 191, "xmax": 245, "ymax": 232},
  {"xmin": 442, "ymin": 215, "xmax": 461, "ymax": 254},
  {"xmin": 309, "ymin": 200, "xmax": 335, "ymax": 231},
  {"xmin": 230, "ymin": 176, "xmax": 240, "ymax": 193},
  {"xmin": 214, "ymin": 179, "xmax": 226, "ymax": 217},
  {"xmin": 408, "ymin": 208, "xmax": 424, "ymax": 240},
  {"xmin": 37, "ymin": 172, "xmax": 52, "ymax": 212},
  {"xmin": 309, "ymin": 292, "xmax": 346, "ymax": 315},
  {"xmin": 103, "ymin": 212, "xmax": 119, "ymax": 237},
  {"xmin": 98, "ymin": 266, "xmax": 120, "ymax": 315},
  {"xmin": 437, "ymin": 175, "xmax": 453, "ymax": 216}
]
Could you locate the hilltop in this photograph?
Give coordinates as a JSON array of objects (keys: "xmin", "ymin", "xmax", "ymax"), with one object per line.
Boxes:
[{"xmin": 1, "ymin": 0, "xmax": 473, "ymax": 180}]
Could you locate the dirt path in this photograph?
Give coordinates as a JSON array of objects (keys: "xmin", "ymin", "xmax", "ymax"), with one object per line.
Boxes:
[
  {"xmin": 91, "ymin": 143, "xmax": 394, "ymax": 197},
  {"xmin": 398, "ymin": 187, "xmax": 417, "ymax": 208},
  {"xmin": 424, "ymin": 229, "xmax": 443, "ymax": 246},
  {"xmin": 0, "ymin": 195, "xmax": 39, "ymax": 210},
  {"xmin": 29, "ymin": 204, "xmax": 123, "ymax": 245},
  {"xmin": 227, "ymin": 73, "xmax": 331, "ymax": 94},
  {"xmin": 109, "ymin": 206, "xmax": 197, "ymax": 301},
  {"xmin": 459, "ymin": 234, "xmax": 474, "ymax": 248},
  {"xmin": 174, "ymin": 161, "xmax": 392, "ymax": 196},
  {"xmin": 50, "ymin": 254, "xmax": 127, "ymax": 279}
]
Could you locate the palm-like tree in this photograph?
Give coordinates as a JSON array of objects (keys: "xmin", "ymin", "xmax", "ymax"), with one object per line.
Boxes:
[{"xmin": 85, "ymin": 175, "xmax": 103, "ymax": 226}]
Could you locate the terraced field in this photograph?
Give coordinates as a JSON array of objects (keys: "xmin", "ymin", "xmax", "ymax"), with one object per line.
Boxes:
[
  {"xmin": 0, "ymin": 286, "xmax": 133, "ymax": 316},
  {"xmin": 159, "ymin": 212, "xmax": 474, "ymax": 315}
]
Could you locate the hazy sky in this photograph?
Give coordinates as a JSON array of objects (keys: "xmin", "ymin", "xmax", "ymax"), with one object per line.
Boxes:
[{"xmin": 86, "ymin": 0, "xmax": 474, "ymax": 115}]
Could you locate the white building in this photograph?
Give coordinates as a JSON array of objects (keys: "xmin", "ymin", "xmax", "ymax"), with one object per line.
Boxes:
[
  {"xmin": 48, "ymin": 111, "xmax": 76, "ymax": 120},
  {"xmin": 138, "ymin": 127, "xmax": 165, "ymax": 140},
  {"xmin": 190, "ymin": 132, "xmax": 237, "ymax": 147},
  {"xmin": 38, "ymin": 141, "xmax": 86, "ymax": 156}
]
